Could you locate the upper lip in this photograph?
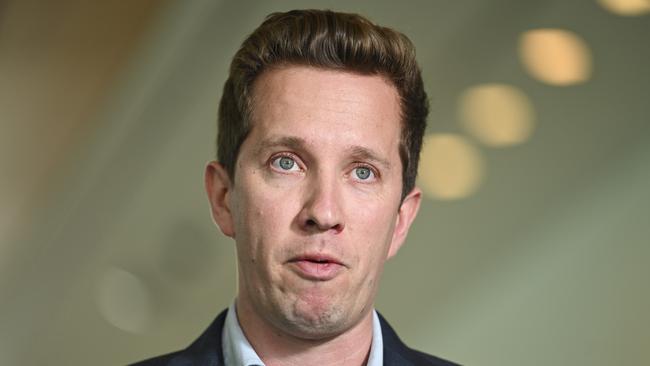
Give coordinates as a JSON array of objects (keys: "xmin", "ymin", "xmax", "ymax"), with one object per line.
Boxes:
[{"xmin": 289, "ymin": 253, "xmax": 346, "ymax": 267}]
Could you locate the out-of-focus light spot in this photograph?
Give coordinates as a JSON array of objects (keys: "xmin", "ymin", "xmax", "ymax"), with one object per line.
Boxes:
[
  {"xmin": 418, "ymin": 134, "xmax": 485, "ymax": 200},
  {"xmin": 97, "ymin": 267, "xmax": 152, "ymax": 333},
  {"xmin": 519, "ymin": 29, "xmax": 593, "ymax": 86},
  {"xmin": 459, "ymin": 83, "xmax": 535, "ymax": 147},
  {"xmin": 597, "ymin": 0, "xmax": 650, "ymax": 16}
]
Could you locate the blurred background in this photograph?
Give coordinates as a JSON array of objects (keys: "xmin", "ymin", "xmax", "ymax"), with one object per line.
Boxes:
[{"xmin": 1, "ymin": 0, "xmax": 649, "ymax": 364}]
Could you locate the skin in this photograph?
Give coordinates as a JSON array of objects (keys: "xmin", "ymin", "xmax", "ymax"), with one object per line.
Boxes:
[{"xmin": 205, "ymin": 66, "xmax": 422, "ymax": 366}]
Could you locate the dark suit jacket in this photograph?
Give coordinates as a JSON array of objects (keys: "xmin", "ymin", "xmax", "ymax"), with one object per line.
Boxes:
[{"xmin": 131, "ymin": 310, "xmax": 459, "ymax": 366}]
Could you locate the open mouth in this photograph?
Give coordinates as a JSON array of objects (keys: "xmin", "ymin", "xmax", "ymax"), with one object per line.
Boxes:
[
  {"xmin": 308, "ymin": 258, "xmax": 329, "ymax": 263},
  {"xmin": 290, "ymin": 253, "xmax": 343, "ymax": 265},
  {"xmin": 288, "ymin": 254, "xmax": 344, "ymax": 281}
]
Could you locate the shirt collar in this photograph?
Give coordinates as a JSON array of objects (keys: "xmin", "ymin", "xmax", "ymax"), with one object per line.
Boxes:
[
  {"xmin": 222, "ymin": 301, "xmax": 264, "ymax": 366},
  {"xmin": 221, "ymin": 301, "xmax": 384, "ymax": 366},
  {"xmin": 367, "ymin": 310, "xmax": 384, "ymax": 366}
]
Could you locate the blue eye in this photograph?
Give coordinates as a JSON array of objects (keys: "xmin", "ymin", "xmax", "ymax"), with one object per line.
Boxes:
[
  {"xmin": 354, "ymin": 166, "xmax": 374, "ymax": 180},
  {"xmin": 271, "ymin": 156, "xmax": 300, "ymax": 171},
  {"xmin": 279, "ymin": 156, "xmax": 295, "ymax": 170}
]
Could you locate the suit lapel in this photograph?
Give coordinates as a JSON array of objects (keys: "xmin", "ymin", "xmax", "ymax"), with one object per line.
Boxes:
[
  {"xmin": 178, "ymin": 309, "xmax": 228, "ymax": 366},
  {"xmin": 379, "ymin": 312, "xmax": 416, "ymax": 366}
]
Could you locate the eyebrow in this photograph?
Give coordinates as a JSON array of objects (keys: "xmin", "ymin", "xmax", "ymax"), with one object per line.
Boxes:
[
  {"xmin": 255, "ymin": 136, "xmax": 307, "ymax": 157},
  {"xmin": 348, "ymin": 146, "xmax": 392, "ymax": 170},
  {"xmin": 256, "ymin": 135, "xmax": 392, "ymax": 170}
]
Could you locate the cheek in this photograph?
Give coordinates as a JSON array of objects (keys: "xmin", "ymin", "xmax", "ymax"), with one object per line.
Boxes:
[
  {"xmin": 234, "ymin": 179, "xmax": 299, "ymax": 257},
  {"xmin": 348, "ymin": 206, "xmax": 396, "ymax": 268}
]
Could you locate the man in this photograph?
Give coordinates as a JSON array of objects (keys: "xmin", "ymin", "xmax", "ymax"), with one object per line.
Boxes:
[{"xmin": 133, "ymin": 9, "xmax": 458, "ymax": 366}]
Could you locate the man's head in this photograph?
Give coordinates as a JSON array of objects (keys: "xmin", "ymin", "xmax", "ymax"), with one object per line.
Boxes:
[
  {"xmin": 217, "ymin": 9, "xmax": 428, "ymax": 201},
  {"xmin": 205, "ymin": 9, "xmax": 428, "ymax": 341}
]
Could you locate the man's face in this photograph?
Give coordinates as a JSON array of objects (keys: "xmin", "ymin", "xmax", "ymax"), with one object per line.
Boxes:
[{"xmin": 206, "ymin": 66, "xmax": 421, "ymax": 339}]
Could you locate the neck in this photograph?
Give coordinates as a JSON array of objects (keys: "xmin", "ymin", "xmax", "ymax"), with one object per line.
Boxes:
[{"xmin": 235, "ymin": 297, "xmax": 374, "ymax": 366}]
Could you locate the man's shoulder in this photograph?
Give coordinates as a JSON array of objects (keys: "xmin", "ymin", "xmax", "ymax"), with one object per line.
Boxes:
[
  {"xmin": 378, "ymin": 312, "xmax": 461, "ymax": 366},
  {"xmin": 129, "ymin": 351, "xmax": 187, "ymax": 366},
  {"xmin": 129, "ymin": 310, "xmax": 228, "ymax": 366}
]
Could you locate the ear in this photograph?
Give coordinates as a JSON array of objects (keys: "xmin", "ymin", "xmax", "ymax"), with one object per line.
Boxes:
[
  {"xmin": 387, "ymin": 187, "xmax": 422, "ymax": 259},
  {"xmin": 204, "ymin": 161, "xmax": 235, "ymax": 238}
]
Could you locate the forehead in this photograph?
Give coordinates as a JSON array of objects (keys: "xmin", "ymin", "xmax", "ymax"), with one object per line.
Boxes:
[{"xmin": 248, "ymin": 66, "xmax": 402, "ymax": 156}]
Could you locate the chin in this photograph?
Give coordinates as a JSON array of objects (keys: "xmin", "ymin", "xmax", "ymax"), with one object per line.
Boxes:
[{"xmin": 279, "ymin": 297, "xmax": 350, "ymax": 340}]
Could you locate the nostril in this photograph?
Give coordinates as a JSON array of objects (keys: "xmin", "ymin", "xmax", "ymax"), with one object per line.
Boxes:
[
  {"xmin": 303, "ymin": 218, "xmax": 344, "ymax": 233},
  {"xmin": 331, "ymin": 223, "xmax": 344, "ymax": 233}
]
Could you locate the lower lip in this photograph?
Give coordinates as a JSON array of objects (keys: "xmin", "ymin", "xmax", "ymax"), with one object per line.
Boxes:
[{"xmin": 289, "ymin": 260, "xmax": 344, "ymax": 281}]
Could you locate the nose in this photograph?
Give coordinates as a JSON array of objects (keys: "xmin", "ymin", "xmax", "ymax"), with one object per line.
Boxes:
[{"xmin": 298, "ymin": 174, "xmax": 345, "ymax": 234}]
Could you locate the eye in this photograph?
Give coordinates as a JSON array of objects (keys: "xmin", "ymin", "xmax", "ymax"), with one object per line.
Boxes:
[
  {"xmin": 352, "ymin": 166, "xmax": 376, "ymax": 181},
  {"xmin": 271, "ymin": 155, "xmax": 301, "ymax": 172}
]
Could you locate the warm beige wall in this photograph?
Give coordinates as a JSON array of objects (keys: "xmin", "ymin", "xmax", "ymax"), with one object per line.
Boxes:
[{"xmin": 0, "ymin": 0, "xmax": 164, "ymax": 286}]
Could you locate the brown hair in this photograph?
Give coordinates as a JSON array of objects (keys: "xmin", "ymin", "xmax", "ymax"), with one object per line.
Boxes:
[{"xmin": 217, "ymin": 9, "xmax": 428, "ymax": 200}]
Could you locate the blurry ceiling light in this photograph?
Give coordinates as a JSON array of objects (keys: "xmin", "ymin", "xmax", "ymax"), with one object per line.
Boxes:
[
  {"xmin": 418, "ymin": 133, "xmax": 485, "ymax": 200},
  {"xmin": 597, "ymin": 0, "xmax": 650, "ymax": 15},
  {"xmin": 519, "ymin": 29, "xmax": 593, "ymax": 86},
  {"xmin": 97, "ymin": 267, "xmax": 153, "ymax": 333},
  {"xmin": 459, "ymin": 83, "xmax": 535, "ymax": 147}
]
